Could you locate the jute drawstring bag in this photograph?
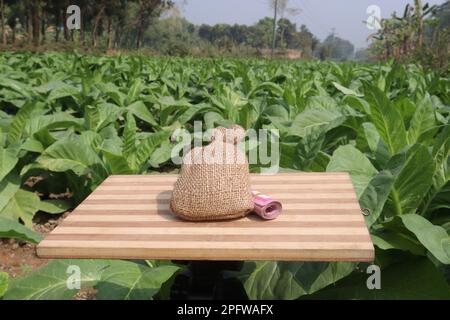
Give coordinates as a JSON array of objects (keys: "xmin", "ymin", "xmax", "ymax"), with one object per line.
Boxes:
[{"xmin": 170, "ymin": 125, "xmax": 254, "ymax": 221}]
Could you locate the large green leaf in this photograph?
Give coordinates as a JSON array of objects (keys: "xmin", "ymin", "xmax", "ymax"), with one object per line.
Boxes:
[
  {"xmin": 102, "ymin": 150, "xmax": 135, "ymax": 174},
  {"xmin": 149, "ymin": 141, "xmax": 174, "ymax": 168},
  {"xmin": 0, "ymin": 173, "xmax": 20, "ymax": 212},
  {"xmin": 407, "ymin": 94, "xmax": 436, "ymax": 144},
  {"xmin": 0, "ymin": 217, "xmax": 43, "ymax": 243},
  {"xmin": 0, "ymin": 77, "xmax": 31, "ymax": 98},
  {"xmin": 97, "ymin": 82, "xmax": 126, "ymax": 106},
  {"xmin": 96, "ymin": 260, "xmax": 179, "ymax": 300},
  {"xmin": 400, "ymin": 214, "xmax": 450, "ymax": 265},
  {"xmin": 25, "ymin": 113, "xmax": 83, "ymax": 137},
  {"xmin": 4, "ymin": 260, "xmax": 110, "ymax": 300},
  {"xmin": 21, "ymin": 138, "xmax": 44, "ymax": 153},
  {"xmin": 37, "ymin": 135, "xmax": 107, "ymax": 182},
  {"xmin": 305, "ymin": 95, "xmax": 338, "ymax": 110},
  {"xmin": 327, "ymin": 145, "xmax": 378, "ymax": 197},
  {"xmin": 38, "ymin": 200, "xmax": 72, "ymax": 214},
  {"xmin": 371, "ymin": 231, "xmax": 426, "ymax": 256},
  {"xmin": 127, "ymin": 79, "xmax": 143, "ymax": 103},
  {"xmin": 87, "ymin": 103, "xmax": 121, "ymax": 132},
  {"xmin": 289, "ymin": 107, "xmax": 345, "ymax": 138},
  {"xmin": 122, "ymin": 112, "xmax": 137, "ymax": 160},
  {"xmin": 343, "ymin": 95, "xmax": 371, "ymax": 114},
  {"xmin": 386, "ymin": 144, "xmax": 435, "ymax": 216},
  {"xmin": 248, "ymin": 82, "xmax": 283, "ymax": 98},
  {"xmin": 239, "ymin": 261, "xmax": 355, "ymax": 300},
  {"xmin": 7, "ymin": 102, "xmax": 35, "ymax": 145},
  {"xmin": 127, "ymin": 101, "xmax": 159, "ymax": 127},
  {"xmin": 309, "ymin": 151, "xmax": 331, "ymax": 172},
  {"xmin": 46, "ymin": 83, "xmax": 79, "ymax": 102},
  {"xmin": 0, "ymin": 188, "xmax": 41, "ymax": 227},
  {"xmin": 359, "ymin": 171, "xmax": 395, "ymax": 227},
  {"xmin": 305, "ymin": 258, "xmax": 450, "ymax": 300},
  {"xmin": 0, "ymin": 272, "xmax": 8, "ymax": 298},
  {"xmin": 35, "ymin": 80, "xmax": 72, "ymax": 94},
  {"xmin": 366, "ymin": 86, "xmax": 407, "ymax": 155},
  {"xmin": 422, "ymin": 125, "xmax": 450, "ymax": 215},
  {"xmin": 0, "ymin": 146, "xmax": 19, "ymax": 182},
  {"xmin": 333, "ymin": 82, "xmax": 363, "ymax": 97},
  {"xmin": 177, "ymin": 103, "xmax": 214, "ymax": 125},
  {"xmin": 362, "ymin": 122, "xmax": 390, "ymax": 168},
  {"xmin": 292, "ymin": 126, "xmax": 326, "ymax": 171},
  {"xmin": 204, "ymin": 111, "xmax": 232, "ymax": 129},
  {"xmin": 133, "ymin": 131, "xmax": 172, "ymax": 170}
]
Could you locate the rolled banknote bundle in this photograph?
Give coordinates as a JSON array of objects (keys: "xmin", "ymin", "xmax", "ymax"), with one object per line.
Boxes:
[{"xmin": 251, "ymin": 190, "xmax": 282, "ymax": 220}]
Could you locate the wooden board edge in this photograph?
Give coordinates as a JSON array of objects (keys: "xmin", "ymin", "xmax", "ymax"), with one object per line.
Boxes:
[{"xmin": 36, "ymin": 246, "xmax": 375, "ymax": 262}]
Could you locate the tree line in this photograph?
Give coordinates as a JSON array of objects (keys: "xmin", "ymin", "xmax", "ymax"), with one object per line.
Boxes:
[
  {"xmin": 0, "ymin": 0, "xmax": 357, "ymax": 60},
  {"xmin": 0, "ymin": 0, "xmax": 173, "ymax": 49},
  {"xmin": 142, "ymin": 16, "xmax": 356, "ymax": 60}
]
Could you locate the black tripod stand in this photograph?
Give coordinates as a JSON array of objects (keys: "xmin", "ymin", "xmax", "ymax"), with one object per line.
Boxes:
[{"xmin": 170, "ymin": 261, "xmax": 248, "ymax": 300}]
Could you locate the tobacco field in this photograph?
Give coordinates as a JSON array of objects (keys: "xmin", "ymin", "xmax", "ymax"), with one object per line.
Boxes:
[{"xmin": 0, "ymin": 52, "xmax": 449, "ymax": 299}]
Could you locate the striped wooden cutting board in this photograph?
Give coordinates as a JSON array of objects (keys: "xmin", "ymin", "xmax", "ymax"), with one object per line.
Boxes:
[{"xmin": 37, "ymin": 173, "xmax": 374, "ymax": 262}]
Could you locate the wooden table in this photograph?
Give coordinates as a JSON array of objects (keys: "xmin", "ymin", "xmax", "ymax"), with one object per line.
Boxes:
[{"xmin": 37, "ymin": 173, "xmax": 374, "ymax": 262}]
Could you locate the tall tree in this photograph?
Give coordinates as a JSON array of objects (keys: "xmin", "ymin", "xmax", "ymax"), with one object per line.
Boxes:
[
  {"xmin": 277, "ymin": 18, "xmax": 296, "ymax": 49},
  {"xmin": 104, "ymin": 0, "xmax": 126, "ymax": 49},
  {"xmin": 249, "ymin": 17, "xmax": 273, "ymax": 48},
  {"xmin": 270, "ymin": 0, "xmax": 278, "ymax": 57},
  {"xmin": 5, "ymin": 0, "xmax": 23, "ymax": 45},
  {"xmin": 135, "ymin": 0, "xmax": 173, "ymax": 49},
  {"xmin": 30, "ymin": 0, "xmax": 40, "ymax": 46},
  {"xmin": 91, "ymin": 1, "xmax": 106, "ymax": 48},
  {"xmin": 1, "ymin": 0, "xmax": 6, "ymax": 45},
  {"xmin": 269, "ymin": 0, "xmax": 300, "ymax": 56},
  {"xmin": 415, "ymin": 0, "xmax": 425, "ymax": 48}
]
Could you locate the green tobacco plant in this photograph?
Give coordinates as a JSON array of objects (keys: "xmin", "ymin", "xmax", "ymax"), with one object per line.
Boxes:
[
  {"xmin": 0, "ymin": 272, "xmax": 8, "ymax": 299},
  {"xmin": 0, "ymin": 217, "xmax": 42, "ymax": 243},
  {"xmin": 3, "ymin": 260, "xmax": 180, "ymax": 300}
]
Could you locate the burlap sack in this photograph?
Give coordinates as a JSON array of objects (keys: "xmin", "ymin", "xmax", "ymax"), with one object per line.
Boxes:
[{"xmin": 170, "ymin": 125, "xmax": 254, "ymax": 221}]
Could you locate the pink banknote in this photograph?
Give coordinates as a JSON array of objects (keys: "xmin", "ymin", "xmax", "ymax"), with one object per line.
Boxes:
[{"xmin": 251, "ymin": 190, "xmax": 282, "ymax": 220}]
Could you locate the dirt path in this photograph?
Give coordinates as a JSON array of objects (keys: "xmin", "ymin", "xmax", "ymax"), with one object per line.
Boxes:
[{"xmin": 0, "ymin": 239, "xmax": 48, "ymax": 278}]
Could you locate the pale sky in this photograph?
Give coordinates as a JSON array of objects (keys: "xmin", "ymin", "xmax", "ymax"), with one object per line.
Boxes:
[{"xmin": 174, "ymin": 0, "xmax": 446, "ymax": 48}]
